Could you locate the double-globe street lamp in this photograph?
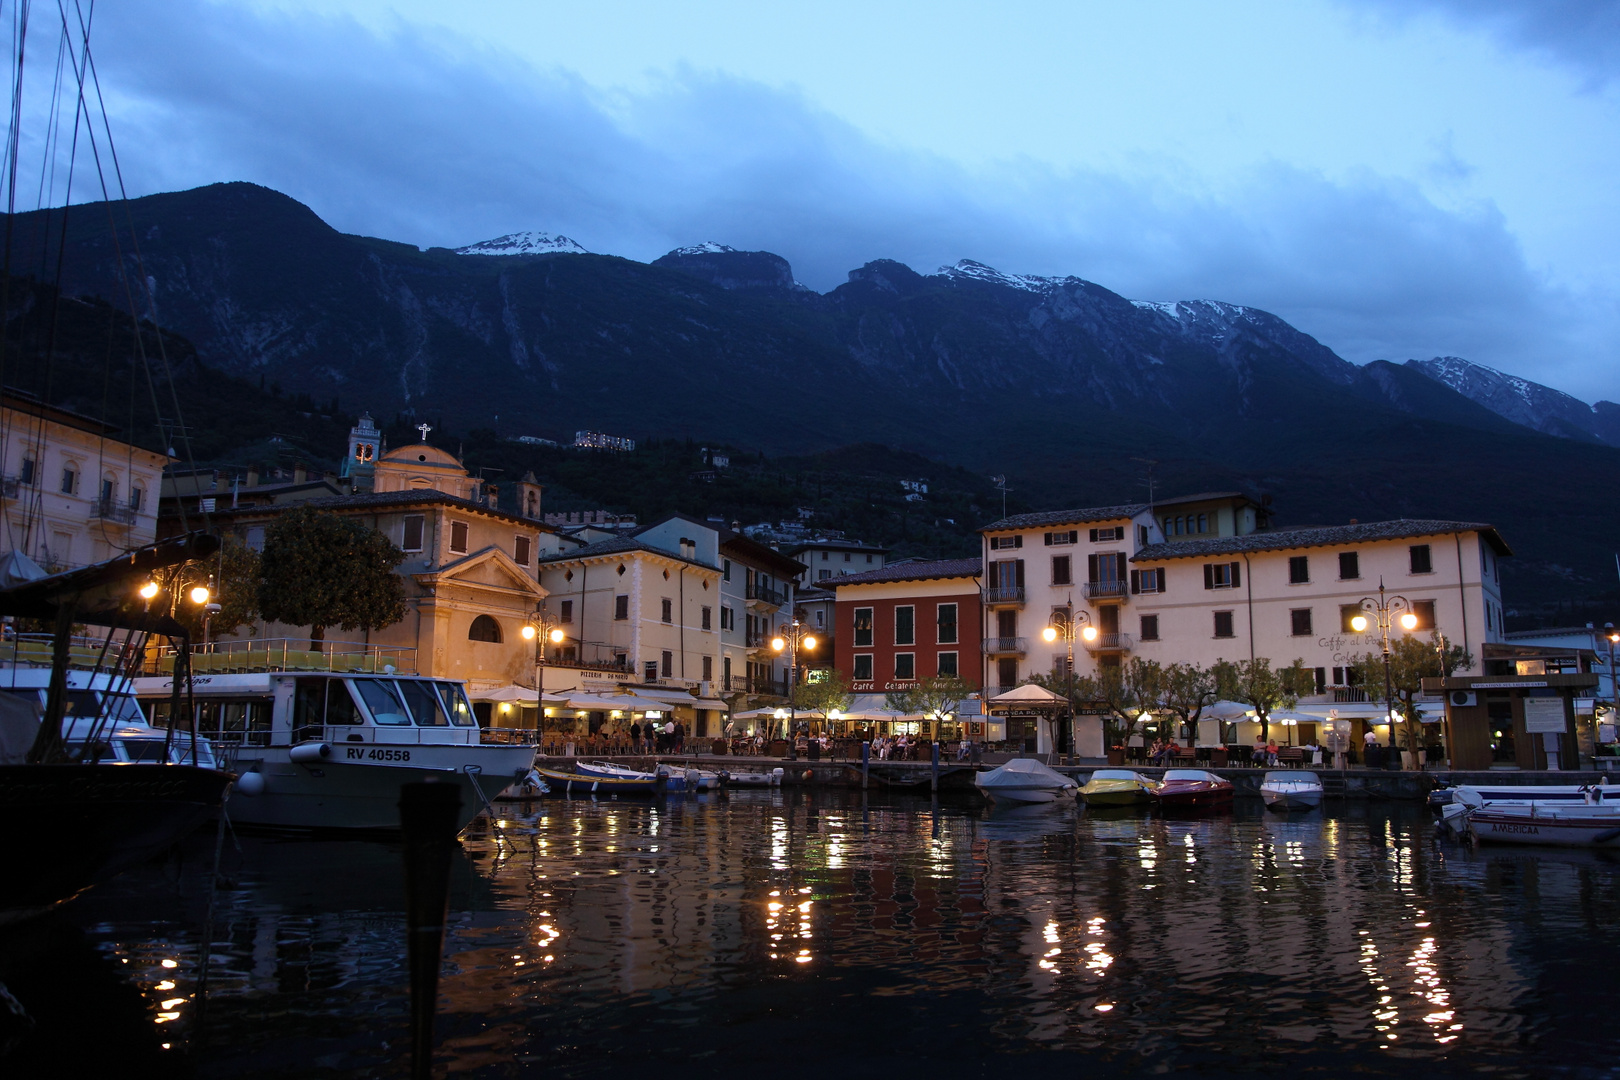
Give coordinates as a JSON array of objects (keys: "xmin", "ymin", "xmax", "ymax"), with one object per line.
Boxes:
[
  {"xmin": 1041, "ymin": 600, "xmax": 1095, "ymax": 756},
  {"xmin": 1348, "ymin": 580, "xmax": 1419, "ymax": 752},
  {"xmin": 770, "ymin": 620, "xmax": 817, "ymax": 751},
  {"xmin": 521, "ymin": 605, "xmax": 566, "ymax": 737}
]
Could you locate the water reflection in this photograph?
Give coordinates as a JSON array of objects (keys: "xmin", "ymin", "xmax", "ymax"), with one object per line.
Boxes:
[{"xmin": 7, "ymin": 793, "xmax": 1620, "ymax": 1077}]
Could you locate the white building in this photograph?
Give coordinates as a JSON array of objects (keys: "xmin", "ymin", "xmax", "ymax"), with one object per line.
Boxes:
[{"xmin": 783, "ymin": 538, "xmax": 890, "ymax": 588}]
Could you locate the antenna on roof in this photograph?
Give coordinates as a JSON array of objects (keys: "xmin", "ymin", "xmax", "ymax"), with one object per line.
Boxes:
[
  {"xmin": 991, "ymin": 475, "xmax": 1012, "ymax": 519},
  {"xmin": 1131, "ymin": 457, "xmax": 1159, "ymax": 512}
]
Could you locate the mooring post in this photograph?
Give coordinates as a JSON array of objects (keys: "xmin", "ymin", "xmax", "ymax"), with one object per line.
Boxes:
[
  {"xmin": 931, "ymin": 741, "xmax": 940, "ymax": 793},
  {"xmin": 400, "ymin": 781, "xmax": 463, "ymax": 1080},
  {"xmin": 861, "ymin": 740, "xmax": 870, "ymax": 790}
]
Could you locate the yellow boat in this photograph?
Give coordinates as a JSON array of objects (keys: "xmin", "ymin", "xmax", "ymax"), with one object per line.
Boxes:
[{"xmin": 1080, "ymin": 768, "xmax": 1158, "ymax": 806}]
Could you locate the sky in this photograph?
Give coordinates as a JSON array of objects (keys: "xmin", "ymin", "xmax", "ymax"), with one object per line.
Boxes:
[{"xmin": 32, "ymin": 0, "xmax": 1620, "ymax": 401}]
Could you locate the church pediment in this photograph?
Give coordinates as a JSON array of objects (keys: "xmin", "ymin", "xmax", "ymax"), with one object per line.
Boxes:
[{"xmin": 417, "ymin": 547, "xmax": 544, "ymax": 598}]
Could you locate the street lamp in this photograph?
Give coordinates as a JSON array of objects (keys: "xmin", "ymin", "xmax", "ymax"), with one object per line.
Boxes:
[
  {"xmin": 1607, "ymin": 623, "xmax": 1619, "ymax": 739},
  {"xmin": 521, "ymin": 605, "xmax": 567, "ymax": 738},
  {"xmin": 1041, "ymin": 599, "xmax": 1094, "ymax": 756},
  {"xmin": 1349, "ymin": 579, "xmax": 1417, "ymax": 750},
  {"xmin": 771, "ymin": 620, "xmax": 818, "ymax": 752}
]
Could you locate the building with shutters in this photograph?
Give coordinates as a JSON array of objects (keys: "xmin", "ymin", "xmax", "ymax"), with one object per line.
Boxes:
[
  {"xmin": 829, "ymin": 557, "xmax": 983, "ymax": 701},
  {"xmin": 980, "ymin": 493, "xmax": 1510, "ymax": 751}
]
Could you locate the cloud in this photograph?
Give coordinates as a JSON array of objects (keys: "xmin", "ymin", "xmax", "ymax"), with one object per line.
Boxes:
[
  {"xmin": 58, "ymin": 1, "xmax": 1620, "ymax": 403},
  {"xmin": 1344, "ymin": 1, "xmax": 1620, "ymax": 88}
]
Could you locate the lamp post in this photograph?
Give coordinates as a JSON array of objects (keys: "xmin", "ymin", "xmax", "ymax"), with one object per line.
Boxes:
[
  {"xmin": 1041, "ymin": 598, "xmax": 1095, "ymax": 756},
  {"xmin": 771, "ymin": 620, "xmax": 818, "ymax": 754},
  {"xmin": 1607, "ymin": 624, "xmax": 1619, "ymax": 741},
  {"xmin": 1349, "ymin": 579, "xmax": 1418, "ymax": 752},
  {"xmin": 521, "ymin": 605, "xmax": 566, "ymax": 739}
]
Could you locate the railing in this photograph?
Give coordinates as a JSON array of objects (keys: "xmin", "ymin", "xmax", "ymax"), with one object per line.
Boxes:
[
  {"xmin": 0, "ymin": 632, "xmax": 140, "ymax": 671},
  {"xmin": 1083, "ymin": 580, "xmax": 1129, "ymax": 601},
  {"xmin": 745, "ymin": 631, "xmax": 771, "ymax": 649},
  {"xmin": 0, "ymin": 477, "xmax": 18, "ymax": 499},
  {"xmin": 1082, "ymin": 632, "xmax": 1133, "ymax": 651},
  {"xmin": 93, "ymin": 496, "xmax": 138, "ymax": 524},
  {"xmin": 981, "ymin": 586, "xmax": 1026, "ymax": 606},
  {"xmin": 145, "ymin": 637, "xmax": 419, "ymax": 676},
  {"xmin": 746, "ymin": 582, "xmax": 787, "ymax": 607},
  {"xmin": 1333, "ymin": 687, "xmax": 1370, "ymax": 702},
  {"xmin": 982, "ymin": 636, "xmax": 1028, "ymax": 655}
]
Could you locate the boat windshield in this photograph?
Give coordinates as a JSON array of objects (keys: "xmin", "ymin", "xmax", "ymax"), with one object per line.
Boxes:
[
  {"xmin": 97, "ymin": 692, "xmax": 147, "ymax": 726},
  {"xmin": 434, "ymin": 682, "xmax": 478, "ymax": 727},
  {"xmin": 1091, "ymin": 770, "xmax": 1140, "ymax": 781},
  {"xmin": 395, "ymin": 679, "xmax": 449, "ymax": 726},
  {"xmin": 1263, "ymin": 771, "xmax": 1315, "ymax": 783},
  {"xmin": 351, "ymin": 678, "xmax": 412, "ymax": 725},
  {"xmin": 1163, "ymin": 769, "xmax": 1212, "ymax": 782}
]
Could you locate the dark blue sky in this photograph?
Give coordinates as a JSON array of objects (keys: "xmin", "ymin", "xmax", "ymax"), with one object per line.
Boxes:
[{"xmin": 41, "ymin": 1, "xmax": 1620, "ymax": 402}]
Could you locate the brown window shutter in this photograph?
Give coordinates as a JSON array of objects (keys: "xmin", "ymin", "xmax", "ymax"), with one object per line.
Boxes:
[
  {"xmin": 1230, "ymin": 561, "xmax": 1241, "ymax": 587},
  {"xmin": 1116, "ymin": 552, "xmax": 1128, "ymax": 581},
  {"xmin": 1088, "ymin": 553, "xmax": 1099, "ymax": 583},
  {"xmin": 1203, "ymin": 564, "xmax": 1214, "ymax": 589},
  {"xmin": 1130, "ymin": 569, "xmax": 1140, "ymax": 594},
  {"xmin": 1015, "ymin": 559, "xmax": 1026, "ymax": 587}
]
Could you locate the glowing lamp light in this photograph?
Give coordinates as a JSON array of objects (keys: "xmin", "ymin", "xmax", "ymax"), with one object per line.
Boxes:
[
  {"xmin": 1350, "ymin": 614, "xmax": 1370, "ymax": 633},
  {"xmin": 1400, "ymin": 612, "xmax": 1419, "ymax": 631},
  {"xmin": 771, "ymin": 636, "xmax": 787, "ymax": 652},
  {"xmin": 1042, "ymin": 626, "xmax": 1059, "ymax": 643},
  {"xmin": 521, "ymin": 624, "xmax": 537, "ymax": 640},
  {"xmin": 138, "ymin": 581, "xmax": 160, "ymax": 600},
  {"xmin": 549, "ymin": 628, "xmax": 565, "ymax": 644},
  {"xmin": 1081, "ymin": 625, "xmax": 1098, "ymax": 642},
  {"xmin": 829, "ymin": 709, "xmax": 843, "ymax": 721},
  {"xmin": 803, "ymin": 635, "xmax": 818, "ymax": 651},
  {"xmin": 644, "ymin": 710, "xmax": 663, "ymax": 720},
  {"xmin": 498, "ymin": 702, "xmax": 512, "ymax": 714},
  {"xmin": 188, "ymin": 585, "xmax": 210, "ymax": 605}
]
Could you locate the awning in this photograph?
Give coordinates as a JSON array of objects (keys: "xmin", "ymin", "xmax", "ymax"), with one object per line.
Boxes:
[
  {"xmin": 468, "ymin": 684, "xmax": 570, "ymax": 705},
  {"xmin": 988, "ymin": 684, "xmax": 1067, "ymax": 707},
  {"xmin": 1201, "ymin": 700, "xmax": 1255, "ymax": 720}
]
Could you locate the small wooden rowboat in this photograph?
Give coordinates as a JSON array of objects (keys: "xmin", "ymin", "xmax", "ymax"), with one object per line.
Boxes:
[{"xmin": 536, "ymin": 765, "xmax": 658, "ymax": 796}]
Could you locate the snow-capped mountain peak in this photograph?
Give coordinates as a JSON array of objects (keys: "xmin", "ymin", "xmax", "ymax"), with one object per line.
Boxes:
[
  {"xmin": 669, "ymin": 242, "xmax": 738, "ymax": 257},
  {"xmin": 1406, "ymin": 356, "xmax": 1620, "ymax": 447},
  {"xmin": 455, "ymin": 231, "xmax": 589, "ymax": 257},
  {"xmin": 935, "ymin": 259, "xmax": 1065, "ymax": 293}
]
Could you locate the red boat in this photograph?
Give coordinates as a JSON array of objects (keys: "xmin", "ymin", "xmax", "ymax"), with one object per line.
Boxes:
[{"xmin": 1152, "ymin": 769, "xmax": 1235, "ymax": 809}]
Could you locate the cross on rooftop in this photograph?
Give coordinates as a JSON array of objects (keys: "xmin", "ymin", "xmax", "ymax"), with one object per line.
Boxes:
[{"xmin": 416, "ymin": 423, "xmax": 432, "ymax": 442}]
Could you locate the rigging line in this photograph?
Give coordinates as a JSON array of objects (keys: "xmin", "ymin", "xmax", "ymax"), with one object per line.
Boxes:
[
  {"xmin": 74, "ymin": 0, "xmax": 203, "ymax": 536},
  {"xmin": 0, "ymin": 1, "xmax": 31, "ymax": 545},
  {"xmin": 32, "ymin": 23, "xmax": 63, "ymax": 214}
]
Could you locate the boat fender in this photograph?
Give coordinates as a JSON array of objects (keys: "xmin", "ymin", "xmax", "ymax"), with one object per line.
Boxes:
[
  {"xmin": 685, "ymin": 769, "xmax": 701, "ymax": 786},
  {"xmin": 235, "ymin": 770, "xmax": 266, "ymax": 797},
  {"xmin": 289, "ymin": 742, "xmax": 331, "ymax": 764},
  {"xmin": 771, "ymin": 767, "xmax": 785, "ymax": 787}
]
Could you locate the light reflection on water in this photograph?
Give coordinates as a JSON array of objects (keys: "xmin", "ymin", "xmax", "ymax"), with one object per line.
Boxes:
[{"xmin": 35, "ymin": 792, "xmax": 1620, "ymax": 1078}]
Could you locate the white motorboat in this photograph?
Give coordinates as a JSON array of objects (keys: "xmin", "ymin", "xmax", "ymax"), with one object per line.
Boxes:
[
  {"xmin": 1464, "ymin": 802, "xmax": 1620, "ymax": 848},
  {"xmin": 1259, "ymin": 770, "xmax": 1323, "ymax": 811},
  {"xmin": 1442, "ymin": 783, "xmax": 1618, "ymax": 808},
  {"xmin": 132, "ymin": 640, "xmax": 536, "ymax": 832},
  {"xmin": 974, "ymin": 758, "xmax": 1079, "ymax": 805},
  {"xmin": 722, "ymin": 767, "xmax": 784, "ymax": 788}
]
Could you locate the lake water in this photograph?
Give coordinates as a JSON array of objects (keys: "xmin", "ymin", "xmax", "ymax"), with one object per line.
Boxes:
[{"xmin": 7, "ymin": 791, "xmax": 1620, "ymax": 1078}]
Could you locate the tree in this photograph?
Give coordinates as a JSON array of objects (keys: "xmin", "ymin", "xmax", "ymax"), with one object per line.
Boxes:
[
  {"xmin": 1351, "ymin": 633, "xmax": 1474, "ymax": 765},
  {"xmin": 158, "ymin": 534, "xmax": 262, "ymax": 639},
  {"xmin": 1214, "ymin": 657, "xmax": 1311, "ymax": 743},
  {"xmin": 1039, "ymin": 658, "xmax": 1164, "ymax": 749},
  {"xmin": 258, "ymin": 507, "xmax": 407, "ymax": 645},
  {"xmin": 887, "ymin": 674, "xmax": 978, "ymax": 731},
  {"xmin": 797, "ymin": 670, "xmax": 855, "ymax": 725},
  {"xmin": 1158, "ymin": 662, "xmax": 1218, "ymax": 746}
]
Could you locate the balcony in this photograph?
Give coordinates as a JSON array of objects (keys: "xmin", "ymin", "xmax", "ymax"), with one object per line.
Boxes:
[
  {"xmin": 746, "ymin": 581, "xmax": 787, "ymax": 607},
  {"xmin": 1332, "ymin": 687, "xmax": 1371, "ymax": 703},
  {"xmin": 1083, "ymin": 580, "xmax": 1129, "ymax": 602},
  {"xmin": 981, "ymin": 586, "xmax": 1026, "ymax": 607},
  {"xmin": 0, "ymin": 477, "xmax": 18, "ymax": 500},
  {"xmin": 93, "ymin": 496, "xmax": 138, "ymax": 525},
  {"xmin": 1082, "ymin": 632, "xmax": 1133, "ymax": 652},
  {"xmin": 982, "ymin": 636, "xmax": 1028, "ymax": 655}
]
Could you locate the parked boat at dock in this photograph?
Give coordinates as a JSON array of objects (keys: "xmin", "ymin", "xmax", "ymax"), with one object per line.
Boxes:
[
  {"xmin": 1464, "ymin": 803, "xmax": 1620, "ymax": 848},
  {"xmin": 1152, "ymin": 769, "xmax": 1234, "ymax": 809},
  {"xmin": 1260, "ymin": 771, "xmax": 1323, "ymax": 811},
  {"xmin": 536, "ymin": 763, "xmax": 659, "ymax": 796},
  {"xmin": 1080, "ymin": 769, "xmax": 1157, "ymax": 806},
  {"xmin": 974, "ymin": 758, "xmax": 1078, "ymax": 805}
]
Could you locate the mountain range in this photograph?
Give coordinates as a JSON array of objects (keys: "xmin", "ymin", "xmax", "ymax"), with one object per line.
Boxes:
[{"xmin": 4, "ymin": 181, "xmax": 1618, "ymax": 612}]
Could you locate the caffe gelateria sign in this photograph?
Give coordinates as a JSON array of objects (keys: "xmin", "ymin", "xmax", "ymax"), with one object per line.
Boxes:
[{"xmin": 851, "ymin": 680, "xmax": 919, "ymax": 692}]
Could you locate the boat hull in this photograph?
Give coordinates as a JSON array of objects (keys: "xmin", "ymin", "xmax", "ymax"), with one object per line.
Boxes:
[
  {"xmin": 1261, "ymin": 789, "xmax": 1323, "ymax": 811},
  {"xmin": 1468, "ymin": 807, "xmax": 1620, "ymax": 848},
  {"xmin": 1082, "ymin": 786, "xmax": 1150, "ymax": 807},
  {"xmin": 229, "ymin": 744, "xmax": 535, "ymax": 831},
  {"xmin": 537, "ymin": 766, "xmax": 658, "ymax": 796},
  {"xmin": 981, "ymin": 785, "xmax": 1075, "ymax": 805},
  {"xmin": 1153, "ymin": 783, "xmax": 1235, "ymax": 808},
  {"xmin": 0, "ymin": 764, "xmax": 232, "ymax": 924}
]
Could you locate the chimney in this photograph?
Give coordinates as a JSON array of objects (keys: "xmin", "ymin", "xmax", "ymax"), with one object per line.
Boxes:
[
  {"xmin": 484, "ymin": 483, "xmax": 499, "ymax": 510},
  {"xmin": 245, "ymin": 466, "xmax": 259, "ymax": 488},
  {"xmin": 293, "ymin": 462, "xmax": 308, "ymax": 484}
]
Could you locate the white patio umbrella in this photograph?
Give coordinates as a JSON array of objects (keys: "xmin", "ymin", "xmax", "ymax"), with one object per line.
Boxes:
[{"xmin": 1202, "ymin": 700, "xmax": 1255, "ymax": 720}]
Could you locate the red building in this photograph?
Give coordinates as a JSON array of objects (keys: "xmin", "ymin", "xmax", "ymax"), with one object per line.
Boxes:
[{"xmin": 829, "ymin": 558, "xmax": 983, "ymax": 695}]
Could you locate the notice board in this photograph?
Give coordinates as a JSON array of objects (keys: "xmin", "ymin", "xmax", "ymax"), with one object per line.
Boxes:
[{"xmin": 1523, "ymin": 698, "xmax": 1567, "ymax": 734}]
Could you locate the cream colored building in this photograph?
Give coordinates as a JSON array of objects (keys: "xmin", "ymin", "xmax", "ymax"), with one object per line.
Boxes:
[{"xmin": 0, "ymin": 390, "xmax": 167, "ymax": 574}]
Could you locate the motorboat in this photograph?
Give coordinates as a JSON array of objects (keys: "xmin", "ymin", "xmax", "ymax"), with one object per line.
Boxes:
[
  {"xmin": 536, "ymin": 763, "xmax": 659, "ymax": 796},
  {"xmin": 974, "ymin": 758, "xmax": 1079, "ymax": 805},
  {"xmin": 132, "ymin": 642, "xmax": 538, "ymax": 832},
  {"xmin": 722, "ymin": 767, "xmax": 784, "ymax": 788},
  {"xmin": 1464, "ymin": 802, "xmax": 1620, "ymax": 848},
  {"xmin": 1438, "ymin": 783, "xmax": 1617, "ymax": 808},
  {"xmin": 573, "ymin": 760, "xmax": 721, "ymax": 791},
  {"xmin": 1151, "ymin": 769, "xmax": 1234, "ymax": 808},
  {"xmin": 1259, "ymin": 770, "xmax": 1323, "ymax": 811},
  {"xmin": 1080, "ymin": 768, "xmax": 1157, "ymax": 806}
]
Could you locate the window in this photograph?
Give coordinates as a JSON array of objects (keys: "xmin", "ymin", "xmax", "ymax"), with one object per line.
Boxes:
[
  {"xmin": 614, "ymin": 595, "xmax": 629, "ymax": 620},
  {"xmin": 1130, "ymin": 568, "xmax": 1164, "ymax": 594},
  {"xmin": 1089, "ymin": 526, "xmax": 1124, "ymax": 542},
  {"xmin": 853, "ymin": 607, "xmax": 874, "ymax": 647},
  {"xmin": 853, "ymin": 654, "xmax": 874, "ymax": 680},
  {"xmin": 894, "ymin": 653, "xmax": 915, "ymax": 680},
  {"xmin": 865, "ymin": 554, "xmax": 873, "ymax": 563},
  {"xmin": 559, "ymin": 600, "xmax": 573, "ymax": 624},
  {"xmin": 450, "ymin": 521, "xmax": 469, "ymax": 554},
  {"xmin": 720, "ymin": 605, "xmax": 734, "ymax": 630},
  {"xmin": 1340, "ymin": 604, "xmax": 1363, "ymax": 632},
  {"xmin": 818, "ymin": 569, "xmax": 831, "ymax": 580},
  {"xmin": 661, "ymin": 651, "xmax": 673, "ymax": 678},
  {"xmin": 989, "ymin": 535, "xmax": 1023, "ymax": 550},
  {"xmin": 129, "ymin": 486, "xmax": 144, "ymax": 512},
  {"xmin": 1338, "ymin": 551, "xmax": 1359, "ymax": 580},
  {"xmin": 468, "ymin": 614, "xmax": 502, "ymax": 643},
  {"xmin": 1052, "ymin": 554, "xmax": 1072, "ymax": 586},
  {"xmin": 702, "ymin": 656, "xmax": 713, "ymax": 681},
  {"xmin": 100, "ymin": 477, "xmax": 115, "ymax": 503},
  {"xmin": 402, "ymin": 515, "xmax": 424, "ymax": 551},
  {"xmin": 1044, "ymin": 530, "xmax": 1078, "ymax": 546},
  {"xmin": 1213, "ymin": 610, "xmax": 1235, "ymax": 638},
  {"xmin": 1203, "ymin": 561, "xmax": 1240, "ymax": 589},
  {"xmin": 1411, "ymin": 599, "xmax": 1437, "ymax": 630},
  {"xmin": 937, "ymin": 602, "xmax": 958, "ymax": 644},
  {"xmin": 822, "ymin": 551, "xmax": 829, "ymax": 561},
  {"xmin": 937, "ymin": 651, "xmax": 958, "ymax": 677},
  {"xmin": 844, "ymin": 552, "xmax": 851, "ymax": 562},
  {"xmin": 1410, "ymin": 544, "xmax": 1433, "ymax": 574},
  {"xmin": 723, "ymin": 559, "xmax": 732, "ymax": 581},
  {"xmin": 1288, "ymin": 555, "xmax": 1309, "ymax": 584},
  {"xmin": 815, "ymin": 610, "xmax": 824, "ymax": 627},
  {"xmin": 18, "ymin": 456, "xmax": 33, "ymax": 485},
  {"xmin": 895, "ymin": 605, "xmax": 915, "ymax": 645},
  {"xmin": 644, "ymin": 661, "xmax": 659, "ymax": 683},
  {"xmin": 60, "ymin": 465, "xmax": 76, "ymax": 495},
  {"xmin": 1313, "ymin": 667, "xmax": 1327, "ymax": 694},
  {"xmin": 1290, "ymin": 608, "xmax": 1313, "ymax": 636},
  {"xmin": 1140, "ymin": 614, "xmax": 1160, "ymax": 641},
  {"xmin": 1088, "ymin": 552, "xmax": 1127, "ymax": 583},
  {"xmin": 661, "ymin": 598, "xmax": 673, "ymax": 623},
  {"xmin": 991, "ymin": 559, "xmax": 1026, "ymax": 588},
  {"xmin": 514, "ymin": 535, "xmax": 532, "ymax": 565},
  {"xmin": 701, "ymin": 605, "xmax": 712, "ymax": 630}
]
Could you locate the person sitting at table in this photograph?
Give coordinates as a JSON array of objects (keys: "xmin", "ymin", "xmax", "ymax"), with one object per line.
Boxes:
[
  {"xmin": 1153, "ymin": 740, "xmax": 1177, "ymax": 767},
  {"xmin": 1265, "ymin": 739, "xmax": 1279, "ymax": 766},
  {"xmin": 1251, "ymin": 740, "xmax": 1268, "ymax": 766}
]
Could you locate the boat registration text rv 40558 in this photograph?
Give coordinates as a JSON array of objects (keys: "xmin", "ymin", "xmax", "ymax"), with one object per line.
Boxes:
[{"xmin": 131, "ymin": 640, "xmax": 537, "ymax": 832}]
